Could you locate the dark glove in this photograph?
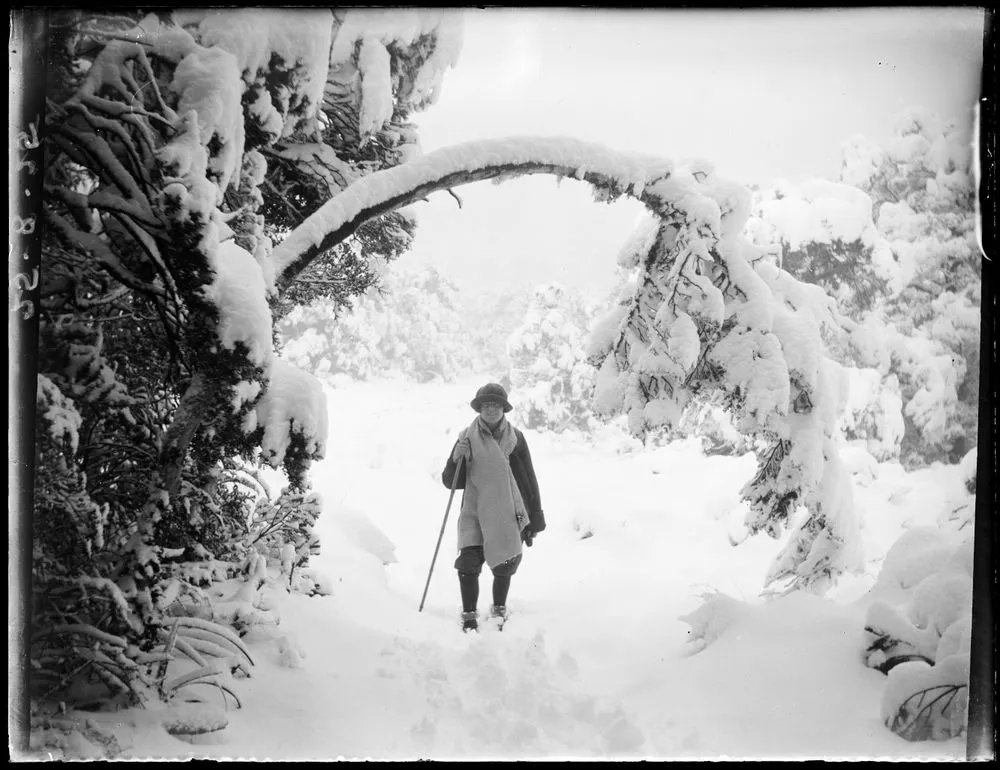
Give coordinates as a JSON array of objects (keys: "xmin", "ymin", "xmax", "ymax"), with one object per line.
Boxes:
[{"xmin": 521, "ymin": 528, "xmax": 534, "ymax": 547}]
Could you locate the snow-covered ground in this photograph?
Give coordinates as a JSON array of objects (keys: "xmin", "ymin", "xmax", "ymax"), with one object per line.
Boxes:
[{"xmin": 71, "ymin": 374, "xmax": 969, "ymax": 760}]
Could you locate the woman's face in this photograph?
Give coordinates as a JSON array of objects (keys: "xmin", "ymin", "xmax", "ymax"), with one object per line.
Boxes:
[{"xmin": 479, "ymin": 401, "xmax": 504, "ymax": 426}]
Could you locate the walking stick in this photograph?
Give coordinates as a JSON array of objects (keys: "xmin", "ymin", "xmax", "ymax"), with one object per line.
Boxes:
[{"xmin": 419, "ymin": 455, "xmax": 465, "ymax": 612}]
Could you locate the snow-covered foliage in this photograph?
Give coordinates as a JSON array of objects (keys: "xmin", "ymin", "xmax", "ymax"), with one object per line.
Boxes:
[
  {"xmin": 246, "ymin": 8, "xmax": 462, "ymax": 315},
  {"xmin": 744, "ymin": 180, "xmax": 908, "ymax": 460},
  {"xmin": 250, "ymin": 360, "xmax": 330, "ymax": 488},
  {"xmin": 837, "ymin": 367, "xmax": 905, "ymax": 461},
  {"xmin": 936, "ymin": 446, "xmax": 977, "ymax": 533},
  {"xmin": 280, "ymin": 265, "xmax": 473, "ymax": 383},
  {"xmin": 36, "ymin": 7, "xmax": 462, "ymax": 713},
  {"xmin": 585, "ymin": 172, "xmax": 863, "ymax": 594},
  {"xmin": 861, "ymin": 529, "xmax": 973, "ymax": 741},
  {"xmin": 852, "ymin": 305, "xmax": 980, "ymax": 468},
  {"xmin": 743, "ymin": 110, "xmax": 980, "ymax": 470},
  {"xmin": 839, "ymin": 109, "xmax": 980, "ymax": 466},
  {"xmin": 462, "ymin": 290, "xmax": 534, "ymax": 376},
  {"xmin": 957, "ymin": 446, "xmax": 977, "ymax": 495},
  {"xmin": 506, "ymin": 283, "xmax": 600, "ymax": 434},
  {"xmin": 746, "ymin": 178, "xmax": 894, "ymax": 314},
  {"xmin": 36, "ymin": 373, "xmax": 84, "ymax": 455},
  {"xmin": 328, "ymin": 9, "xmax": 463, "ymax": 139},
  {"xmin": 249, "ymin": 488, "xmax": 324, "ymax": 569},
  {"xmin": 674, "ymin": 396, "xmax": 759, "ymax": 456},
  {"xmin": 595, "ymin": 257, "xmax": 753, "ymax": 455}
]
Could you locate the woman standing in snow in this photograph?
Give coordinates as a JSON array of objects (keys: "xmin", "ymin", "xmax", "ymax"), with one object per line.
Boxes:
[{"xmin": 441, "ymin": 383, "xmax": 545, "ymax": 632}]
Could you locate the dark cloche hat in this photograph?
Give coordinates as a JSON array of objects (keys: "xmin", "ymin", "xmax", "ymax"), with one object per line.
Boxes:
[{"xmin": 470, "ymin": 382, "xmax": 513, "ymax": 413}]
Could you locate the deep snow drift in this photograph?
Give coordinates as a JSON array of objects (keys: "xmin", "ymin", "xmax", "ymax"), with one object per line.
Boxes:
[{"xmin": 50, "ymin": 375, "xmax": 971, "ymax": 760}]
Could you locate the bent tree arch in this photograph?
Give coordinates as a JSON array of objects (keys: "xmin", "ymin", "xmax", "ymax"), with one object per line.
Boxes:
[{"xmin": 271, "ymin": 137, "xmax": 862, "ymax": 593}]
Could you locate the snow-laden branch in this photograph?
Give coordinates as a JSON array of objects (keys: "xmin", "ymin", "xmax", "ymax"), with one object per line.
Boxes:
[{"xmin": 272, "ymin": 137, "xmax": 685, "ymax": 293}]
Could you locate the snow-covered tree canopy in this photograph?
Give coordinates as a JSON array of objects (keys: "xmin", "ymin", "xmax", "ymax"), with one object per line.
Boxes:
[
  {"xmin": 42, "ymin": 8, "xmax": 463, "ymax": 488},
  {"xmin": 839, "ymin": 109, "xmax": 980, "ymax": 465},
  {"xmin": 506, "ymin": 282, "xmax": 601, "ymax": 434},
  {"xmin": 746, "ymin": 179, "xmax": 894, "ymax": 314},
  {"xmin": 280, "ymin": 264, "xmax": 473, "ymax": 383}
]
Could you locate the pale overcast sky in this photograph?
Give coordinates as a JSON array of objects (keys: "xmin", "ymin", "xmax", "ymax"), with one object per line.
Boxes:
[{"xmin": 403, "ymin": 7, "xmax": 985, "ymax": 301}]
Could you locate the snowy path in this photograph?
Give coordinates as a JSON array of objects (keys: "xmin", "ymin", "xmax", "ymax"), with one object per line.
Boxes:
[{"xmin": 119, "ymin": 375, "xmax": 965, "ymax": 760}]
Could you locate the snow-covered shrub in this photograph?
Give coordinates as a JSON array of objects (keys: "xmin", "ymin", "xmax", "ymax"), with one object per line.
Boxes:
[
  {"xmin": 937, "ymin": 447, "xmax": 977, "ymax": 533},
  {"xmin": 838, "ymin": 445, "xmax": 881, "ymax": 488},
  {"xmin": 675, "ymin": 395, "xmax": 757, "ymax": 456},
  {"xmin": 882, "ymin": 658, "xmax": 969, "ymax": 742},
  {"xmin": 841, "ymin": 109, "xmax": 981, "ymax": 466},
  {"xmin": 148, "ymin": 614, "xmax": 256, "ymax": 718},
  {"xmin": 746, "ymin": 178, "xmax": 893, "ymax": 318},
  {"xmin": 249, "ymin": 489, "xmax": 323, "ymax": 569},
  {"xmin": 745, "ymin": 180, "xmax": 911, "ymax": 463},
  {"xmin": 463, "ymin": 289, "xmax": 533, "ymax": 375},
  {"xmin": 506, "ymin": 283, "xmax": 600, "ymax": 434},
  {"xmin": 861, "ymin": 529, "xmax": 973, "ymax": 741},
  {"xmin": 838, "ymin": 367, "xmax": 905, "ymax": 461},
  {"xmin": 958, "ymin": 446, "xmax": 977, "ymax": 495},
  {"xmin": 29, "ymin": 579, "xmax": 256, "ymax": 714},
  {"xmin": 848, "ymin": 314, "xmax": 977, "ymax": 469},
  {"xmin": 281, "ymin": 265, "xmax": 473, "ymax": 383}
]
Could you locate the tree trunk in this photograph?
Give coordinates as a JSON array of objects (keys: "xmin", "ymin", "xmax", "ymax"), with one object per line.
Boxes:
[{"xmin": 159, "ymin": 371, "xmax": 214, "ymax": 499}]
